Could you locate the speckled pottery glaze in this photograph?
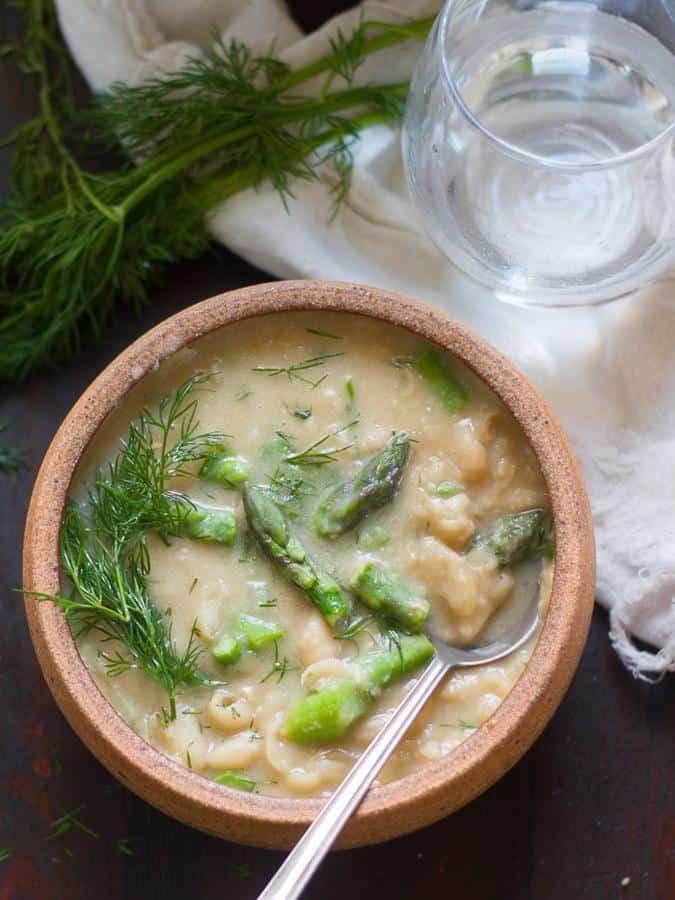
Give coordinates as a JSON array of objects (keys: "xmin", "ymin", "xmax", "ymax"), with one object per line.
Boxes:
[{"xmin": 23, "ymin": 281, "xmax": 595, "ymax": 849}]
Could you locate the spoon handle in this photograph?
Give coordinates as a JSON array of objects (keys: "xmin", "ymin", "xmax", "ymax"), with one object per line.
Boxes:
[{"xmin": 257, "ymin": 654, "xmax": 450, "ymax": 900}]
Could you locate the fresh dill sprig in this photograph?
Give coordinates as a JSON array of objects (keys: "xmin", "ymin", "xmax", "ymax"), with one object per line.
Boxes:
[
  {"xmin": 266, "ymin": 463, "xmax": 316, "ymax": 515},
  {"xmin": 252, "ymin": 352, "xmax": 344, "ymax": 386},
  {"xmin": 440, "ymin": 720, "xmax": 478, "ymax": 731},
  {"xmin": 306, "ymin": 328, "xmax": 343, "ymax": 340},
  {"xmin": 0, "ymin": 848, "xmax": 11, "ymax": 864},
  {"xmin": 116, "ymin": 837, "xmax": 135, "ymax": 857},
  {"xmin": 46, "ymin": 805, "xmax": 99, "ymax": 842},
  {"xmin": 292, "ymin": 406, "xmax": 312, "ymax": 420},
  {"xmin": 283, "ymin": 417, "xmax": 358, "ymax": 467},
  {"xmin": 336, "ymin": 611, "xmax": 407, "ymax": 654},
  {"xmin": 257, "ymin": 596, "xmax": 278, "ymax": 609},
  {"xmin": 1, "ymin": 3, "xmax": 434, "ymax": 384},
  {"xmin": 34, "ymin": 375, "xmax": 225, "ymax": 718},
  {"xmin": 0, "ymin": 422, "xmax": 27, "ymax": 479},
  {"xmin": 260, "ymin": 641, "xmax": 298, "ymax": 684},
  {"xmin": 283, "ymin": 433, "xmax": 353, "ymax": 467}
]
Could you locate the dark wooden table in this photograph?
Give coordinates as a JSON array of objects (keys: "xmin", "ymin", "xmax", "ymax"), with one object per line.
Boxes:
[{"xmin": 1, "ymin": 3, "xmax": 673, "ymax": 899}]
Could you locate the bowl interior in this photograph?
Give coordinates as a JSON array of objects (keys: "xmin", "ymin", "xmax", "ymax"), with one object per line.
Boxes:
[{"xmin": 22, "ymin": 280, "xmax": 595, "ymax": 848}]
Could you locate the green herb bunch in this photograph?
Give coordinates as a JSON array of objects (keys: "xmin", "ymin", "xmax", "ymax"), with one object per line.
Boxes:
[
  {"xmin": 39, "ymin": 375, "xmax": 224, "ymax": 719},
  {"xmin": 0, "ymin": 1, "xmax": 434, "ymax": 384}
]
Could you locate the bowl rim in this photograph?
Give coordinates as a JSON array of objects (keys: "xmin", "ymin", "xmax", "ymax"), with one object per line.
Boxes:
[{"xmin": 23, "ymin": 279, "xmax": 595, "ymax": 849}]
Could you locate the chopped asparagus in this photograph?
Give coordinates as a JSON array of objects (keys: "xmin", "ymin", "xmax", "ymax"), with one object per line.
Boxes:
[
  {"xmin": 181, "ymin": 505, "xmax": 237, "ymax": 545},
  {"xmin": 358, "ymin": 634, "xmax": 434, "ymax": 690},
  {"xmin": 357, "ymin": 525, "xmax": 390, "ymax": 550},
  {"xmin": 470, "ymin": 508, "xmax": 548, "ymax": 566},
  {"xmin": 213, "ymin": 771, "xmax": 257, "ymax": 792},
  {"xmin": 413, "ymin": 348, "xmax": 467, "ymax": 413},
  {"xmin": 314, "ymin": 433, "xmax": 410, "ymax": 539},
  {"xmin": 211, "ymin": 634, "xmax": 242, "ymax": 666},
  {"xmin": 284, "ymin": 634, "xmax": 434, "ymax": 744},
  {"xmin": 284, "ymin": 681, "xmax": 371, "ymax": 744},
  {"xmin": 351, "ymin": 563, "xmax": 430, "ymax": 632},
  {"xmin": 243, "ymin": 484, "xmax": 351, "ymax": 627},
  {"xmin": 200, "ymin": 444, "xmax": 250, "ymax": 488},
  {"xmin": 212, "ymin": 613, "xmax": 285, "ymax": 667},
  {"xmin": 235, "ymin": 613, "xmax": 284, "ymax": 651},
  {"xmin": 435, "ymin": 481, "xmax": 463, "ymax": 497}
]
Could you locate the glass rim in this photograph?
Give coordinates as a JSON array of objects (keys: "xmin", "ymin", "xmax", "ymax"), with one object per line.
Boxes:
[{"xmin": 438, "ymin": 0, "xmax": 675, "ymax": 171}]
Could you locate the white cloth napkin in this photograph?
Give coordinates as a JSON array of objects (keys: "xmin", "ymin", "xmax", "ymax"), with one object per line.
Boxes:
[{"xmin": 55, "ymin": 0, "xmax": 675, "ymax": 680}]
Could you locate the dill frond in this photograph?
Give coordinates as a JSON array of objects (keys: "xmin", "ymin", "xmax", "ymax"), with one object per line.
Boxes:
[
  {"xmin": 35, "ymin": 375, "xmax": 225, "ymax": 715},
  {"xmin": 0, "ymin": 2, "xmax": 435, "ymax": 383},
  {"xmin": 252, "ymin": 351, "xmax": 345, "ymax": 385}
]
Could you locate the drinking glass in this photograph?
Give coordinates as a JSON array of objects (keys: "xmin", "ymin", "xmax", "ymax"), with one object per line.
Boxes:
[{"xmin": 402, "ymin": 0, "xmax": 675, "ymax": 306}]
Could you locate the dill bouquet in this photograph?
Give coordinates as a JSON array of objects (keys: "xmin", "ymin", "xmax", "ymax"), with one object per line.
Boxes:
[{"xmin": 0, "ymin": 1, "xmax": 434, "ymax": 384}]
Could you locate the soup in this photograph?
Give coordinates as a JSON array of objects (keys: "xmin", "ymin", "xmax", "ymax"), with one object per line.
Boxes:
[{"xmin": 66, "ymin": 312, "xmax": 552, "ymax": 798}]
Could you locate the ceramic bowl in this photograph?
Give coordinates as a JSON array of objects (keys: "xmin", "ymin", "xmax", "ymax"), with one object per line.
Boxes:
[{"xmin": 23, "ymin": 280, "xmax": 595, "ymax": 849}]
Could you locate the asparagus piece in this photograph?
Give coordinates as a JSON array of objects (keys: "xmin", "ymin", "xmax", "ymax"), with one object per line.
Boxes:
[
  {"xmin": 284, "ymin": 634, "xmax": 434, "ymax": 744},
  {"xmin": 211, "ymin": 613, "xmax": 285, "ymax": 667},
  {"xmin": 435, "ymin": 481, "xmax": 463, "ymax": 497},
  {"xmin": 413, "ymin": 347, "xmax": 468, "ymax": 413},
  {"xmin": 212, "ymin": 634, "xmax": 242, "ymax": 666},
  {"xmin": 470, "ymin": 508, "xmax": 548, "ymax": 566},
  {"xmin": 181, "ymin": 505, "xmax": 237, "ymax": 545},
  {"xmin": 357, "ymin": 525, "xmax": 390, "ymax": 550},
  {"xmin": 242, "ymin": 484, "xmax": 351, "ymax": 627},
  {"xmin": 213, "ymin": 771, "xmax": 257, "ymax": 792},
  {"xmin": 235, "ymin": 613, "xmax": 284, "ymax": 651},
  {"xmin": 351, "ymin": 563, "xmax": 430, "ymax": 632},
  {"xmin": 200, "ymin": 444, "xmax": 250, "ymax": 488},
  {"xmin": 314, "ymin": 433, "xmax": 410, "ymax": 539}
]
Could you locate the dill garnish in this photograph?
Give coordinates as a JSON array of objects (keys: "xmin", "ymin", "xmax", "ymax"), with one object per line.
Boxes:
[
  {"xmin": 267, "ymin": 463, "xmax": 316, "ymax": 515},
  {"xmin": 252, "ymin": 352, "xmax": 344, "ymax": 387},
  {"xmin": 292, "ymin": 407, "xmax": 312, "ymax": 420},
  {"xmin": 33, "ymin": 376, "xmax": 225, "ymax": 718},
  {"xmin": 336, "ymin": 612, "xmax": 407, "ymax": 655},
  {"xmin": 440, "ymin": 720, "xmax": 478, "ymax": 731},
  {"xmin": 306, "ymin": 328, "xmax": 343, "ymax": 340},
  {"xmin": 189, "ymin": 577, "xmax": 199, "ymax": 595},
  {"xmin": 215, "ymin": 772, "xmax": 258, "ymax": 794},
  {"xmin": 260, "ymin": 641, "xmax": 298, "ymax": 684},
  {"xmin": 46, "ymin": 805, "xmax": 98, "ymax": 841},
  {"xmin": 390, "ymin": 357, "xmax": 415, "ymax": 369},
  {"xmin": 117, "ymin": 837, "xmax": 135, "ymax": 857},
  {"xmin": 235, "ymin": 389, "xmax": 252, "ymax": 401},
  {"xmin": 283, "ymin": 417, "xmax": 358, "ymax": 467},
  {"xmin": 0, "ymin": 848, "xmax": 11, "ymax": 863}
]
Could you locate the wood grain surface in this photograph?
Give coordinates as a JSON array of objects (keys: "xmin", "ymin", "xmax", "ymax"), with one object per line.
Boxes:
[{"xmin": 1, "ymin": 2, "xmax": 673, "ymax": 898}]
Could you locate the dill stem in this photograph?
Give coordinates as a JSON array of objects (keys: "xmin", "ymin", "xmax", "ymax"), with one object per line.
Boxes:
[
  {"xmin": 196, "ymin": 107, "xmax": 398, "ymax": 204},
  {"xmin": 273, "ymin": 16, "xmax": 436, "ymax": 93},
  {"xmin": 33, "ymin": 1, "xmax": 121, "ymax": 224},
  {"xmin": 118, "ymin": 82, "xmax": 409, "ymax": 215}
]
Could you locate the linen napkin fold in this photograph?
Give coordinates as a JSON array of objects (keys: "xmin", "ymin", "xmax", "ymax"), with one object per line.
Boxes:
[{"xmin": 54, "ymin": 0, "xmax": 675, "ymax": 679}]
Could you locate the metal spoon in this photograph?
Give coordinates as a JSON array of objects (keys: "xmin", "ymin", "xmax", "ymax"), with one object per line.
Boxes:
[{"xmin": 258, "ymin": 562, "xmax": 542, "ymax": 900}]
